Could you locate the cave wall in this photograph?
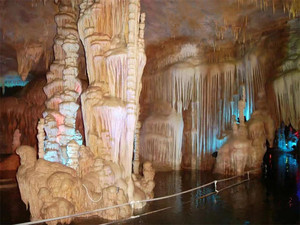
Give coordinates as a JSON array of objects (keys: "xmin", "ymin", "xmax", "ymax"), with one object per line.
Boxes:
[
  {"xmin": 139, "ymin": 19, "xmax": 298, "ymax": 170},
  {"xmin": 0, "ymin": 78, "xmax": 46, "ymax": 154},
  {"xmin": 0, "ymin": 77, "xmax": 87, "ymax": 155}
]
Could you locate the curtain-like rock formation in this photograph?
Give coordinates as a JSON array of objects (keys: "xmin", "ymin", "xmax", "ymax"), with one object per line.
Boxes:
[
  {"xmin": 273, "ymin": 19, "xmax": 300, "ymax": 130},
  {"xmin": 140, "ymin": 42, "xmax": 266, "ymax": 170},
  {"xmin": 78, "ymin": 0, "xmax": 146, "ymax": 177},
  {"xmin": 140, "ymin": 103, "xmax": 184, "ymax": 170}
]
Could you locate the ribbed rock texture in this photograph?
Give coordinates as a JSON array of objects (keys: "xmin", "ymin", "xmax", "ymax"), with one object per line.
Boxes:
[
  {"xmin": 16, "ymin": 1, "xmax": 155, "ymax": 225},
  {"xmin": 140, "ymin": 42, "xmax": 267, "ymax": 170},
  {"xmin": 273, "ymin": 19, "xmax": 300, "ymax": 130},
  {"xmin": 78, "ymin": 0, "xmax": 146, "ymax": 177}
]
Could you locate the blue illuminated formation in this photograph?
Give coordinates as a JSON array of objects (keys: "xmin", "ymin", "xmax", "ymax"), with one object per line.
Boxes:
[
  {"xmin": 0, "ymin": 74, "xmax": 29, "ymax": 87},
  {"xmin": 0, "ymin": 73, "xmax": 30, "ymax": 94},
  {"xmin": 277, "ymin": 126, "xmax": 299, "ymax": 152}
]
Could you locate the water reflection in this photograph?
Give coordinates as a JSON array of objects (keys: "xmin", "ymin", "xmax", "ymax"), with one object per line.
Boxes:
[
  {"xmin": 1, "ymin": 150, "xmax": 299, "ymax": 225},
  {"xmin": 120, "ymin": 150, "xmax": 300, "ymax": 225}
]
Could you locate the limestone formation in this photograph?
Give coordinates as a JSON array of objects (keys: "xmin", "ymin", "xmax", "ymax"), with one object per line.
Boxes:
[
  {"xmin": 140, "ymin": 44, "xmax": 266, "ymax": 170},
  {"xmin": 133, "ymin": 121, "xmax": 141, "ymax": 174},
  {"xmin": 17, "ymin": 43, "xmax": 44, "ymax": 81},
  {"xmin": 16, "ymin": 144, "xmax": 155, "ymax": 224},
  {"xmin": 214, "ymin": 116, "xmax": 251, "ymax": 175},
  {"xmin": 78, "ymin": 0, "xmax": 146, "ymax": 177},
  {"xmin": 214, "ymin": 88, "xmax": 275, "ymax": 175},
  {"xmin": 273, "ymin": 19, "xmax": 300, "ymax": 130},
  {"xmin": 15, "ymin": 1, "xmax": 154, "ymax": 224},
  {"xmin": 43, "ymin": 0, "xmax": 82, "ymax": 164},
  {"xmin": 37, "ymin": 118, "xmax": 45, "ymax": 159},
  {"xmin": 140, "ymin": 102, "xmax": 184, "ymax": 170},
  {"xmin": 4, "ymin": 0, "xmax": 299, "ymax": 224}
]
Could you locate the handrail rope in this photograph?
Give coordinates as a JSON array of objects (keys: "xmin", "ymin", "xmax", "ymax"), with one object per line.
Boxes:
[
  {"xmin": 102, "ymin": 176, "xmax": 255, "ymax": 225},
  {"xmin": 215, "ymin": 174, "xmax": 240, "ymax": 183},
  {"xmin": 100, "ymin": 175, "xmax": 257, "ymax": 225},
  {"xmin": 217, "ymin": 178, "xmax": 250, "ymax": 192},
  {"xmin": 15, "ymin": 168, "xmax": 260, "ymax": 225},
  {"xmin": 216, "ymin": 168, "xmax": 260, "ymax": 183},
  {"xmin": 82, "ymin": 183, "xmax": 102, "ymax": 203},
  {"xmin": 101, "ymin": 191, "xmax": 218, "ymax": 225}
]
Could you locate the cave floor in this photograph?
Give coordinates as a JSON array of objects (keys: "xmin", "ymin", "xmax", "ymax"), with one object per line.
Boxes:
[{"xmin": 0, "ymin": 148, "xmax": 299, "ymax": 225}]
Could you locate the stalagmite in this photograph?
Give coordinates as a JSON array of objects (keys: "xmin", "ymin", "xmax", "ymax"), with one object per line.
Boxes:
[
  {"xmin": 37, "ymin": 118, "xmax": 45, "ymax": 159},
  {"xmin": 66, "ymin": 140, "xmax": 80, "ymax": 171},
  {"xmin": 16, "ymin": 1, "xmax": 155, "ymax": 224},
  {"xmin": 133, "ymin": 121, "xmax": 141, "ymax": 174},
  {"xmin": 214, "ymin": 87, "xmax": 275, "ymax": 175},
  {"xmin": 43, "ymin": 0, "xmax": 82, "ymax": 163},
  {"xmin": 214, "ymin": 88, "xmax": 251, "ymax": 175}
]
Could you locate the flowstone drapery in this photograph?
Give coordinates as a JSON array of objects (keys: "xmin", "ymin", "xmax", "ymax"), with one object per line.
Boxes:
[
  {"xmin": 140, "ymin": 102, "xmax": 184, "ymax": 170},
  {"xmin": 17, "ymin": 145, "xmax": 155, "ymax": 224},
  {"xmin": 273, "ymin": 19, "xmax": 300, "ymax": 130},
  {"xmin": 78, "ymin": 0, "xmax": 146, "ymax": 177},
  {"xmin": 140, "ymin": 43, "xmax": 266, "ymax": 170}
]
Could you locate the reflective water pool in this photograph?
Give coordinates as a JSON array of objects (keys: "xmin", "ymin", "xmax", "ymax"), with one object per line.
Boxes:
[
  {"xmin": 0, "ymin": 148, "xmax": 299, "ymax": 225},
  {"xmin": 119, "ymin": 150, "xmax": 300, "ymax": 225}
]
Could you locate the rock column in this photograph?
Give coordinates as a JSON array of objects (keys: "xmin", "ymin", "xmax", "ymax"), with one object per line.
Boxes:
[
  {"xmin": 78, "ymin": 0, "xmax": 146, "ymax": 177},
  {"xmin": 42, "ymin": 0, "xmax": 82, "ymax": 163}
]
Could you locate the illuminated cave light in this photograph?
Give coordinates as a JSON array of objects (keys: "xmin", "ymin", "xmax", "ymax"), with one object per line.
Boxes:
[
  {"xmin": 277, "ymin": 153, "xmax": 298, "ymax": 183},
  {"xmin": 277, "ymin": 126, "xmax": 299, "ymax": 152},
  {"xmin": 0, "ymin": 73, "xmax": 30, "ymax": 94},
  {"xmin": 44, "ymin": 148, "xmax": 59, "ymax": 162}
]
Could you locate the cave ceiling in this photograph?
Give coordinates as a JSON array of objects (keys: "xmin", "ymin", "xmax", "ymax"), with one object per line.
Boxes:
[{"xmin": 0, "ymin": 0, "xmax": 298, "ymax": 81}]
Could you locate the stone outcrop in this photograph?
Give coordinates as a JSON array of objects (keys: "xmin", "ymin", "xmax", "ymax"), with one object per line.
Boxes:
[{"xmin": 16, "ymin": 145, "xmax": 155, "ymax": 224}]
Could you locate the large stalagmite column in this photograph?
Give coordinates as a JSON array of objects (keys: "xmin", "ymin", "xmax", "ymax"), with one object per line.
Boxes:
[
  {"xmin": 16, "ymin": 2, "xmax": 154, "ymax": 223},
  {"xmin": 42, "ymin": 0, "xmax": 82, "ymax": 163},
  {"xmin": 78, "ymin": 0, "xmax": 146, "ymax": 177}
]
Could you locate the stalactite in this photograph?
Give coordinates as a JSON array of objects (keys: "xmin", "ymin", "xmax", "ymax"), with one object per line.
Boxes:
[
  {"xmin": 273, "ymin": 19, "xmax": 300, "ymax": 130},
  {"xmin": 141, "ymin": 43, "xmax": 265, "ymax": 170},
  {"xmin": 16, "ymin": 43, "xmax": 44, "ymax": 81}
]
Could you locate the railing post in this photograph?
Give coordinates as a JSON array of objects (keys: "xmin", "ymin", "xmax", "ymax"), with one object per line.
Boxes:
[{"xmin": 214, "ymin": 180, "xmax": 219, "ymax": 193}]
